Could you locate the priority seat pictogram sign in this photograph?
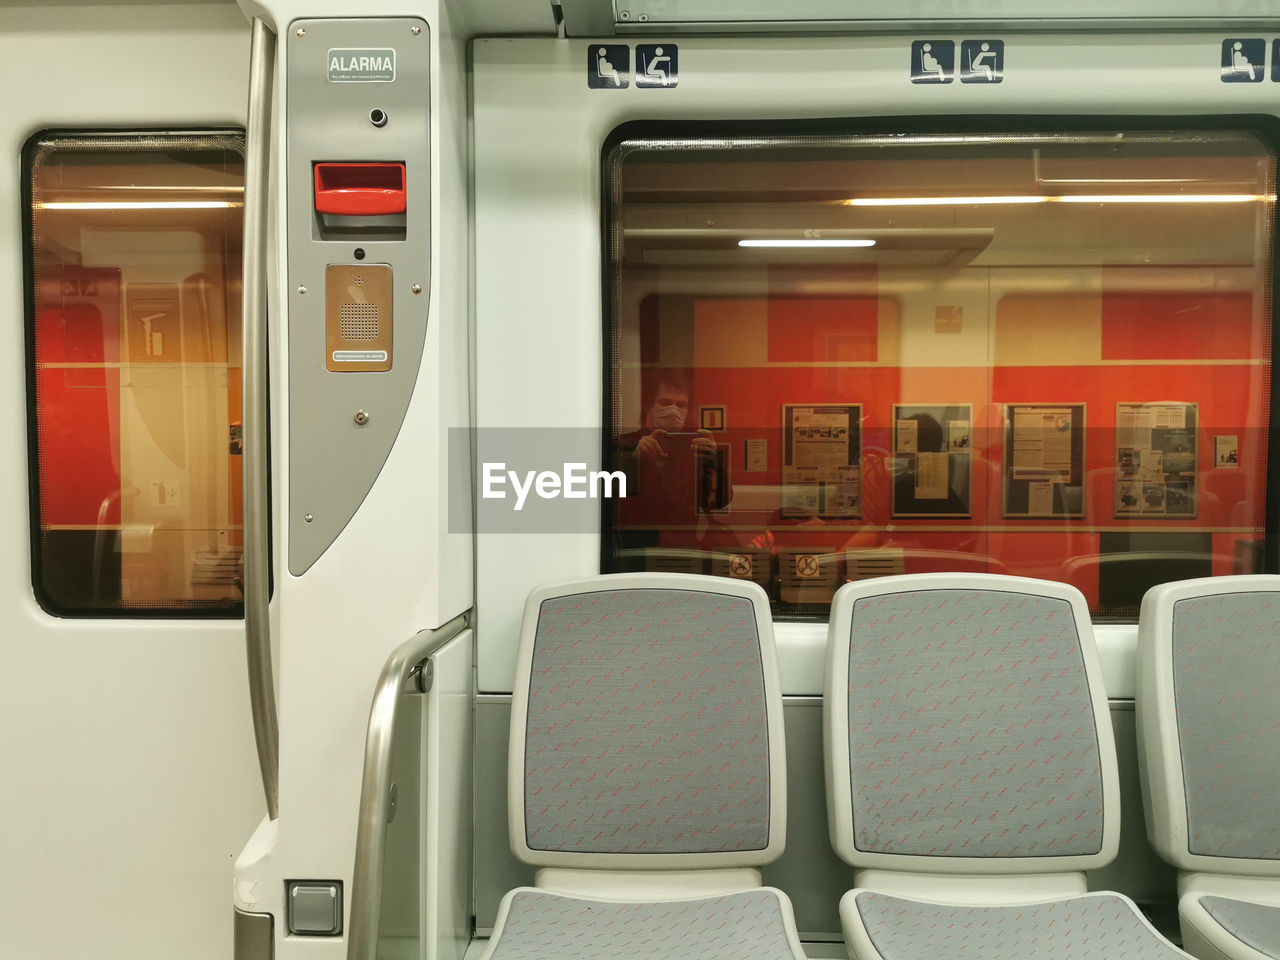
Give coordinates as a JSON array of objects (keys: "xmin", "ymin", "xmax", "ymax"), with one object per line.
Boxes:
[
  {"xmin": 588, "ymin": 44, "xmax": 629, "ymax": 89},
  {"xmin": 635, "ymin": 43, "xmax": 678, "ymax": 87},
  {"xmin": 960, "ymin": 39, "xmax": 1003, "ymax": 83},
  {"xmin": 911, "ymin": 40, "xmax": 954, "ymax": 83},
  {"xmin": 1222, "ymin": 38, "xmax": 1265, "ymax": 82}
]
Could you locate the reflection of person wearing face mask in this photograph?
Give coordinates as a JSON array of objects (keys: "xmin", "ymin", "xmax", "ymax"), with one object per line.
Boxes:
[{"xmin": 616, "ymin": 372, "xmax": 717, "ymax": 520}]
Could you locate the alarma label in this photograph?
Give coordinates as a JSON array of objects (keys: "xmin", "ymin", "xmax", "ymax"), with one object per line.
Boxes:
[{"xmin": 328, "ymin": 48, "xmax": 396, "ymax": 82}]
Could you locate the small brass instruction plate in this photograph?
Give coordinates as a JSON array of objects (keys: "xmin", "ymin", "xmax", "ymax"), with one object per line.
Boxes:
[{"xmin": 325, "ymin": 263, "xmax": 393, "ymax": 372}]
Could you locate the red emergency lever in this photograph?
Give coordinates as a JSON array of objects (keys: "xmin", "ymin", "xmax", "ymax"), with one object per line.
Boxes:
[{"xmin": 313, "ymin": 162, "xmax": 406, "ymax": 216}]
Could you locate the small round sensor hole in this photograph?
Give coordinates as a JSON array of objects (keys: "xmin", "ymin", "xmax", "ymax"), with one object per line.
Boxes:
[
  {"xmin": 354, "ymin": 248, "xmax": 366, "ymax": 261},
  {"xmin": 369, "ymin": 109, "xmax": 387, "ymax": 127}
]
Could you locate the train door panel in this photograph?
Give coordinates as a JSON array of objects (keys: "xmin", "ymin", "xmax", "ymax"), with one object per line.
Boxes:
[
  {"xmin": 0, "ymin": 6, "xmax": 263, "ymax": 960},
  {"xmin": 225, "ymin": 3, "xmax": 475, "ymax": 956}
]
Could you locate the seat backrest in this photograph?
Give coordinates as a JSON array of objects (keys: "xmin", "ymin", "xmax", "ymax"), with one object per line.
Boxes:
[
  {"xmin": 509, "ymin": 573, "xmax": 786, "ymax": 870},
  {"xmin": 824, "ymin": 572, "xmax": 1120, "ymax": 874},
  {"xmin": 1137, "ymin": 574, "xmax": 1280, "ymax": 875}
]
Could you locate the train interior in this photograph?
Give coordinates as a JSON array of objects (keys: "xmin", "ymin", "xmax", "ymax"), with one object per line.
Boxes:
[{"xmin": 4, "ymin": 2, "xmax": 1280, "ymax": 959}]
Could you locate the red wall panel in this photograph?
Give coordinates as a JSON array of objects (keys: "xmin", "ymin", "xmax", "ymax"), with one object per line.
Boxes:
[
  {"xmin": 1101, "ymin": 292, "xmax": 1254, "ymax": 361},
  {"xmin": 35, "ymin": 365, "xmax": 121, "ymax": 526},
  {"xmin": 767, "ymin": 297, "xmax": 878, "ymax": 363},
  {"xmin": 33, "ymin": 267, "xmax": 123, "ymax": 527}
]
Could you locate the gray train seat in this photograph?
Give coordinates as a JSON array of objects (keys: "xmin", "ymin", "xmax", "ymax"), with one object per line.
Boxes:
[
  {"xmin": 479, "ymin": 573, "xmax": 805, "ymax": 960},
  {"xmin": 1138, "ymin": 576, "xmax": 1280, "ymax": 960},
  {"xmin": 824, "ymin": 573, "xmax": 1192, "ymax": 960}
]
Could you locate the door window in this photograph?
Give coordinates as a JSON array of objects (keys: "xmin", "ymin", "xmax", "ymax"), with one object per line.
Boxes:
[{"xmin": 26, "ymin": 132, "xmax": 247, "ymax": 615}]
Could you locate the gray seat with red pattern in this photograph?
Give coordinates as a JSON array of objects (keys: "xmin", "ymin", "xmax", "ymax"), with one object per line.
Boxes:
[
  {"xmin": 479, "ymin": 573, "xmax": 805, "ymax": 960},
  {"xmin": 1139, "ymin": 575, "xmax": 1280, "ymax": 960},
  {"xmin": 824, "ymin": 572, "xmax": 1192, "ymax": 960}
]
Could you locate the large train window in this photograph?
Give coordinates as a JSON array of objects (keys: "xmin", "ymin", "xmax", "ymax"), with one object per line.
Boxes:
[
  {"xmin": 603, "ymin": 127, "xmax": 1275, "ymax": 621},
  {"xmin": 25, "ymin": 133, "xmax": 246, "ymax": 615}
]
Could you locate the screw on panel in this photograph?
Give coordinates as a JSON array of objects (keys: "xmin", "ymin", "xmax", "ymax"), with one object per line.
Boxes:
[
  {"xmin": 619, "ymin": 10, "xmax": 630, "ymax": 20},
  {"xmin": 304, "ymin": 513, "xmax": 314, "ymax": 523},
  {"xmin": 410, "ymin": 24, "xmax": 422, "ymax": 35},
  {"xmin": 638, "ymin": 13, "xmax": 648, "ymax": 20},
  {"xmin": 297, "ymin": 284, "xmax": 308, "ymax": 295},
  {"xmin": 295, "ymin": 27, "xmax": 305, "ymax": 37},
  {"xmin": 411, "ymin": 283, "xmax": 423, "ymax": 295},
  {"xmin": 354, "ymin": 410, "xmax": 370, "ymax": 425}
]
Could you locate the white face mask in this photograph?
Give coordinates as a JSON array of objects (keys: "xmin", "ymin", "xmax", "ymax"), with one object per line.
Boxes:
[{"xmin": 651, "ymin": 402, "xmax": 686, "ymax": 432}]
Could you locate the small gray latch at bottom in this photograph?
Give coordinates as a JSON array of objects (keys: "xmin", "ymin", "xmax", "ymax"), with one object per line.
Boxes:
[{"xmin": 286, "ymin": 881, "xmax": 342, "ymax": 936}]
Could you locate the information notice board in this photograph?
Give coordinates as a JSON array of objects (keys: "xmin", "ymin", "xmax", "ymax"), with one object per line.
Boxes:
[
  {"xmin": 1003, "ymin": 403, "xmax": 1086, "ymax": 518},
  {"xmin": 1115, "ymin": 402, "xmax": 1198, "ymax": 517},
  {"xmin": 781, "ymin": 404, "xmax": 861, "ymax": 518},
  {"xmin": 891, "ymin": 403, "xmax": 972, "ymax": 517}
]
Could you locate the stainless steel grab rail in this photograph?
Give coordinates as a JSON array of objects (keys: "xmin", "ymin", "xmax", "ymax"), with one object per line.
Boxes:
[
  {"xmin": 346, "ymin": 612, "xmax": 472, "ymax": 960},
  {"xmin": 243, "ymin": 17, "xmax": 279, "ymax": 821}
]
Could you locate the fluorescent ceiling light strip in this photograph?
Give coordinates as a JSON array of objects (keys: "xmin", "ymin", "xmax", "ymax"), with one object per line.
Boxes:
[
  {"xmin": 98, "ymin": 185, "xmax": 244, "ymax": 192},
  {"xmin": 1059, "ymin": 193, "xmax": 1263, "ymax": 203},
  {"xmin": 39, "ymin": 200, "xmax": 243, "ymax": 210},
  {"xmin": 844, "ymin": 193, "xmax": 1269, "ymax": 206},
  {"xmin": 1037, "ymin": 177, "xmax": 1232, "ymax": 184},
  {"xmin": 738, "ymin": 238, "xmax": 876, "ymax": 247},
  {"xmin": 845, "ymin": 195, "xmax": 1048, "ymax": 206}
]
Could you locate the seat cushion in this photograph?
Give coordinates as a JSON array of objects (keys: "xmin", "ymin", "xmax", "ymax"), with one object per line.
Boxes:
[
  {"xmin": 850, "ymin": 891, "xmax": 1186, "ymax": 960},
  {"xmin": 1171, "ymin": 593, "xmax": 1280, "ymax": 861},
  {"xmin": 485, "ymin": 888, "xmax": 804, "ymax": 960},
  {"xmin": 522, "ymin": 586, "xmax": 773, "ymax": 856},
  {"xmin": 1201, "ymin": 896, "xmax": 1280, "ymax": 959}
]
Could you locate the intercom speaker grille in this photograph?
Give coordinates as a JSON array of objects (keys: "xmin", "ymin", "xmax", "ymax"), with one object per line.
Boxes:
[
  {"xmin": 324, "ymin": 263, "xmax": 392, "ymax": 373},
  {"xmin": 339, "ymin": 302, "xmax": 379, "ymax": 340}
]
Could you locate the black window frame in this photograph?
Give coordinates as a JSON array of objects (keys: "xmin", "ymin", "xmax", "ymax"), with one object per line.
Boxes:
[
  {"xmin": 22, "ymin": 127, "xmax": 260, "ymax": 619},
  {"xmin": 598, "ymin": 114, "xmax": 1280, "ymax": 621}
]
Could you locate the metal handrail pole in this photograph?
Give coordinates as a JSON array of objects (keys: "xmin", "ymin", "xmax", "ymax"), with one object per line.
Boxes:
[{"xmin": 346, "ymin": 613, "xmax": 471, "ymax": 960}]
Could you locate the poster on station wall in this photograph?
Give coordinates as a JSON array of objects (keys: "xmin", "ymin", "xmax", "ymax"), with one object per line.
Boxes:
[
  {"xmin": 890, "ymin": 403, "xmax": 972, "ymax": 517},
  {"xmin": 1003, "ymin": 403, "xmax": 1086, "ymax": 518},
  {"xmin": 1115, "ymin": 402, "xmax": 1198, "ymax": 517},
  {"xmin": 781, "ymin": 404, "xmax": 861, "ymax": 518}
]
